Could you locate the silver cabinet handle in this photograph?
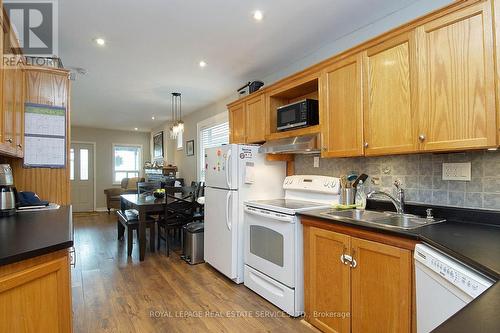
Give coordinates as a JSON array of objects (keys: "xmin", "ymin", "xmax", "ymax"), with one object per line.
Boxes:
[
  {"xmin": 17, "ymin": 144, "xmax": 22, "ymax": 149},
  {"xmin": 6, "ymin": 138, "xmax": 12, "ymax": 143},
  {"xmin": 418, "ymin": 134, "xmax": 426, "ymax": 142},
  {"xmin": 364, "ymin": 142, "xmax": 369, "ymax": 148}
]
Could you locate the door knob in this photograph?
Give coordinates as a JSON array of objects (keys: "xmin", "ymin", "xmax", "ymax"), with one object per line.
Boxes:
[
  {"xmin": 364, "ymin": 142, "xmax": 369, "ymax": 148},
  {"xmin": 418, "ymin": 134, "xmax": 426, "ymax": 142}
]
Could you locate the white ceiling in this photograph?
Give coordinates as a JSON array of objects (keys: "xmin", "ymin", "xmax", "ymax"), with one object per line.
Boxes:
[{"xmin": 59, "ymin": 0, "xmax": 420, "ymax": 131}]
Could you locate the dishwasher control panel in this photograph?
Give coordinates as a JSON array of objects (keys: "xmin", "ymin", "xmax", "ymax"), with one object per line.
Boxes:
[{"xmin": 415, "ymin": 244, "xmax": 493, "ymax": 298}]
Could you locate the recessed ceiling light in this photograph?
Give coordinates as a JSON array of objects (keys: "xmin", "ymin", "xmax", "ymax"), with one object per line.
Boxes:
[
  {"xmin": 253, "ymin": 10, "xmax": 264, "ymax": 21},
  {"xmin": 151, "ymin": 116, "xmax": 155, "ymax": 120},
  {"xmin": 134, "ymin": 127, "xmax": 138, "ymax": 131},
  {"xmin": 199, "ymin": 60, "xmax": 207, "ymax": 68},
  {"xmin": 94, "ymin": 38, "xmax": 106, "ymax": 46}
]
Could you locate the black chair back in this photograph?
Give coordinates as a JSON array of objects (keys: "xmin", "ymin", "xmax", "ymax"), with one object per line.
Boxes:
[
  {"xmin": 137, "ymin": 181, "xmax": 162, "ymax": 195},
  {"xmin": 163, "ymin": 187, "xmax": 197, "ymax": 224}
]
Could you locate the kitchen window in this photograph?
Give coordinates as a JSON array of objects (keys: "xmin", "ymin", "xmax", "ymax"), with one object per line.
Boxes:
[
  {"xmin": 113, "ymin": 144, "xmax": 142, "ymax": 184},
  {"xmin": 198, "ymin": 113, "xmax": 229, "ymax": 181}
]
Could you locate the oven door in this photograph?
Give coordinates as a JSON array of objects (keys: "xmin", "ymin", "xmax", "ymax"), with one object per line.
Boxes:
[
  {"xmin": 244, "ymin": 205, "xmax": 296, "ymax": 288},
  {"xmin": 277, "ymin": 104, "xmax": 305, "ymax": 131}
]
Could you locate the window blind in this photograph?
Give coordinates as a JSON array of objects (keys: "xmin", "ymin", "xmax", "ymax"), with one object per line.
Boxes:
[{"xmin": 199, "ymin": 122, "xmax": 229, "ymax": 181}]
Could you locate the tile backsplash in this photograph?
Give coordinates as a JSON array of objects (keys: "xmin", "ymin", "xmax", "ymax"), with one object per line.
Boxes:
[{"xmin": 294, "ymin": 150, "xmax": 500, "ymax": 210}]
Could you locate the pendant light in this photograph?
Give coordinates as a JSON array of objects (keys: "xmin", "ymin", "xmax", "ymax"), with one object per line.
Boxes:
[{"xmin": 169, "ymin": 92, "xmax": 183, "ymax": 139}]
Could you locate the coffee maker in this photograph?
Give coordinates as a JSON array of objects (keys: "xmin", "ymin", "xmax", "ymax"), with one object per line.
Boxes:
[{"xmin": 0, "ymin": 164, "xmax": 17, "ymax": 216}]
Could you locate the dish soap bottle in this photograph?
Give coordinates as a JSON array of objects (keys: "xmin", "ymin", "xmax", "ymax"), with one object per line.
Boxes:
[{"xmin": 355, "ymin": 180, "xmax": 367, "ymax": 210}]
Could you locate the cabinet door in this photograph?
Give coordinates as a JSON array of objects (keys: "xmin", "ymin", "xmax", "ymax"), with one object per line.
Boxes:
[
  {"xmin": 14, "ymin": 65, "xmax": 23, "ymax": 157},
  {"xmin": 321, "ymin": 54, "xmax": 363, "ymax": 157},
  {"xmin": 363, "ymin": 33, "xmax": 418, "ymax": 155},
  {"xmin": 245, "ymin": 94, "xmax": 266, "ymax": 143},
  {"xmin": 304, "ymin": 226, "xmax": 351, "ymax": 333},
  {"xmin": 350, "ymin": 237, "xmax": 412, "ymax": 333},
  {"xmin": 2, "ymin": 63, "xmax": 15, "ymax": 153},
  {"xmin": 0, "ymin": 252, "xmax": 73, "ymax": 333},
  {"xmin": 228, "ymin": 102, "xmax": 246, "ymax": 144},
  {"xmin": 416, "ymin": 2, "xmax": 496, "ymax": 151}
]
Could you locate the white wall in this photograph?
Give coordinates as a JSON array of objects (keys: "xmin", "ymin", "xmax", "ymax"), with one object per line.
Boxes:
[{"xmin": 150, "ymin": 0, "xmax": 453, "ymax": 183}]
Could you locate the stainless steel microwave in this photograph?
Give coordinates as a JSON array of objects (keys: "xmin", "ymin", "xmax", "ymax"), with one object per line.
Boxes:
[{"xmin": 276, "ymin": 99, "xmax": 319, "ymax": 132}]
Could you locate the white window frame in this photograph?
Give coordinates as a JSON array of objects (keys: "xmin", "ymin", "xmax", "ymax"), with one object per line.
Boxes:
[
  {"xmin": 112, "ymin": 143, "xmax": 143, "ymax": 185},
  {"xmin": 196, "ymin": 112, "xmax": 229, "ymax": 181}
]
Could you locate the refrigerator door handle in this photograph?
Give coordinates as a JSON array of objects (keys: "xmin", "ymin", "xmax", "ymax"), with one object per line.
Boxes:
[
  {"xmin": 225, "ymin": 149, "xmax": 232, "ymax": 188},
  {"xmin": 225, "ymin": 191, "xmax": 232, "ymax": 231}
]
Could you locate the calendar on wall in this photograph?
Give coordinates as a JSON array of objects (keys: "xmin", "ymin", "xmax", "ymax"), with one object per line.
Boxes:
[{"xmin": 23, "ymin": 103, "xmax": 66, "ymax": 168}]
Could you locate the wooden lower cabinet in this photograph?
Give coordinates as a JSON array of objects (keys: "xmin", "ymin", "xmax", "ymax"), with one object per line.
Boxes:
[
  {"xmin": 0, "ymin": 250, "xmax": 73, "ymax": 333},
  {"xmin": 304, "ymin": 226, "xmax": 351, "ymax": 333},
  {"xmin": 351, "ymin": 237, "xmax": 412, "ymax": 333},
  {"xmin": 304, "ymin": 221, "xmax": 414, "ymax": 333}
]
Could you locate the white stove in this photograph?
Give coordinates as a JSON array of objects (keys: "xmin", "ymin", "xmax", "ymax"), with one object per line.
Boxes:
[
  {"xmin": 243, "ymin": 175, "xmax": 341, "ymax": 317},
  {"xmin": 244, "ymin": 198, "xmax": 330, "ymax": 215}
]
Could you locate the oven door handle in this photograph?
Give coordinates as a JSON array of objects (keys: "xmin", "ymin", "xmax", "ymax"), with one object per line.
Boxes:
[{"xmin": 244, "ymin": 206, "xmax": 294, "ymax": 223}]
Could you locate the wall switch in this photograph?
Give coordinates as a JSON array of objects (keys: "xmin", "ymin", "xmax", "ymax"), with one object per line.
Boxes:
[
  {"xmin": 442, "ymin": 162, "xmax": 471, "ymax": 181},
  {"xmin": 313, "ymin": 156, "xmax": 320, "ymax": 168}
]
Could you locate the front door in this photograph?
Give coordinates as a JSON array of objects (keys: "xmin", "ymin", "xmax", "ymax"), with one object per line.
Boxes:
[{"xmin": 70, "ymin": 143, "xmax": 94, "ymax": 212}]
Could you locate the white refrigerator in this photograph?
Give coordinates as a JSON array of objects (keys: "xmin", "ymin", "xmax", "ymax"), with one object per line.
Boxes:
[{"xmin": 204, "ymin": 144, "xmax": 286, "ymax": 284}]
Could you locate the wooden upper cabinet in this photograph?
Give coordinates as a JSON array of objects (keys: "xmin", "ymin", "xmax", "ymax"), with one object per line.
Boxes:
[
  {"xmin": 363, "ymin": 33, "xmax": 418, "ymax": 155},
  {"xmin": 350, "ymin": 237, "xmax": 411, "ymax": 333},
  {"xmin": 321, "ymin": 54, "xmax": 363, "ymax": 158},
  {"xmin": 2, "ymin": 63, "xmax": 15, "ymax": 152},
  {"xmin": 304, "ymin": 226, "xmax": 351, "ymax": 333},
  {"xmin": 228, "ymin": 102, "xmax": 246, "ymax": 144},
  {"xmin": 416, "ymin": 2, "xmax": 496, "ymax": 151},
  {"xmin": 245, "ymin": 93, "xmax": 266, "ymax": 143},
  {"xmin": 14, "ymin": 65, "xmax": 23, "ymax": 155},
  {"xmin": 25, "ymin": 69, "xmax": 68, "ymax": 107}
]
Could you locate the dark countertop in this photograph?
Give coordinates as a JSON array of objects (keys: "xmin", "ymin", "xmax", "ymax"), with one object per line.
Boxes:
[
  {"xmin": 299, "ymin": 207, "xmax": 500, "ymax": 333},
  {"xmin": 0, "ymin": 206, "xmax": 73, "ymax": 266}
]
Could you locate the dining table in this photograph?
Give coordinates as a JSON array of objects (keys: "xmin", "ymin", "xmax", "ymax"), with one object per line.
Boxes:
[{"xmin": 120, "ymin": 187, "xmax": 200, "ymax": 261}]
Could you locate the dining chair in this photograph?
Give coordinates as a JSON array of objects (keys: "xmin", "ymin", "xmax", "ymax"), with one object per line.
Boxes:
[{"xmin": 157, "ymin": 187, "xmax": 197, "ymax": 256}]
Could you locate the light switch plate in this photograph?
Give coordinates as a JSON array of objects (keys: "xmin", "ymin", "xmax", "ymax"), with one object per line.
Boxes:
[
  {"xmin": 442, "ymin": 162, "xmax": 471, "ymax": 181},
  {"xmin": 313, "ymin": 156, "xmax": 320, "ymax": 168}
]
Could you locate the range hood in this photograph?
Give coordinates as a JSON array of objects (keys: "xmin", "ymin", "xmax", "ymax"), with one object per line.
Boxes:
[{"xmin": 258, "ymin": 134, "xmax": 320, "ymax": 154}]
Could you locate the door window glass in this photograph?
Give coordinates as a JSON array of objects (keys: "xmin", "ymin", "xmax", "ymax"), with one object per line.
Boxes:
[
  {"xmin": 80, "ymin": 149, "xmax": 89, "ymax": 180},
  {"xmin": 70, "ymin": 148, "xmax": 75, "ymax": 180}
]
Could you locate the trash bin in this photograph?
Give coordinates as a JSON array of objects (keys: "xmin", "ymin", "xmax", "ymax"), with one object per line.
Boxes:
[{"xmin": 182, "ymin": 222, "xmax": 204, "ymax": 265}]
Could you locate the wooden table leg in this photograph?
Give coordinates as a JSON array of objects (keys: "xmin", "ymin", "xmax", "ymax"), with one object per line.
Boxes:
[{"xmin": 138, "ymin": 210, "xmax": 147, "ymax": 261}]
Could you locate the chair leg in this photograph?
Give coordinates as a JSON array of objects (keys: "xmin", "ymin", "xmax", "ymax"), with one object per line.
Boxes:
[
  {"xmin": 157, "ymin": 225, "xmax": 162, "ymax": 250},
  {"xmin": 127, "ymin": 226, "xmax": 133, "ymax": 257},
  {"xmin": 117, "ymin": 220, "xmax": 125, "ymax": 240},
  {"xmin": 149, "ymin": 225, "xmax": 155, "ymax": 252},
  {"xmin": 166, "ymin": 230, "xmax": 170, "ymax": 257}
]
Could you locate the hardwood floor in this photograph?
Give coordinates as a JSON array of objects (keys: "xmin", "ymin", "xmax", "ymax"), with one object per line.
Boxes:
[{"xmin": 72, "ymin": 212, "xmax": 316, "ymax": 333}]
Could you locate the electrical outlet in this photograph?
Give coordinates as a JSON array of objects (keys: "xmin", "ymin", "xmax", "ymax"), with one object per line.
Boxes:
[
  {"xmin": 313, "ymin": 156, "xmax": 320, "ymax": 168},
  {"xmin": 442, "ymin": 162, "xmax": 471, "ymax": 181}
]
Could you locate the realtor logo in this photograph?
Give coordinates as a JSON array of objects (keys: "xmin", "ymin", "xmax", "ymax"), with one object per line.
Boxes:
[{"xmin": 4, "ymin": 0, "xmax": 58, "ymax": 56}]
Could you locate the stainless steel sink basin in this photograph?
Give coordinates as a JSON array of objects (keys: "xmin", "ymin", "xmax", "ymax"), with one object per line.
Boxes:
[
  {"xmin": 322, "ymin": 209, "xmax": 392, "ymax": 221},
  {"xmin": 321, "ymin": 210, "xmax": 445, "ymax": 230}
]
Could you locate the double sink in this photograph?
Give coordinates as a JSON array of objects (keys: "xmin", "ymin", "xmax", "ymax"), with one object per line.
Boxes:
[{"xmin": 321, "ymin": 209, "xmax": 445, "ymax": 230}]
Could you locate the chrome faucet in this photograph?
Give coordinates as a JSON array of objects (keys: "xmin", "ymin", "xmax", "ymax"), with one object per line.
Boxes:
[{"xmin": 367, "ymin": 180, "xmax": 405, "ymax": 214}]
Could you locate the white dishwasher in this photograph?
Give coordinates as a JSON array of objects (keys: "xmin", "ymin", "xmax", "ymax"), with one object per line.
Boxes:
[{"xmin": 414, "ymin": 244, "xmax": 494, "ymax": 333}]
